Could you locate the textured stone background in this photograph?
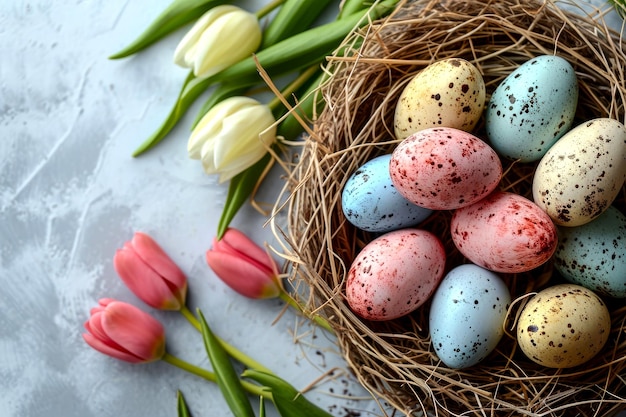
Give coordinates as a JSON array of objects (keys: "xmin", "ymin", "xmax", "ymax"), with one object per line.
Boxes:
[{"xmin": 0, "ymin": 1, "xmax": 623, "ymax": 416}]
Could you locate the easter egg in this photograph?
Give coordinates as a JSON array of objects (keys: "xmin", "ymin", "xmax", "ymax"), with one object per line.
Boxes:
[
  {"xmin": 429, "ymin": 264, "xmax": 511, "ymax": 369},
  {"xmin": 346, "ymin": 229, "xmax": 446, "ymax": 321},
  {"xmin": 485, "ymin": 55, "xmax": 578, "ymax": 162},
  {"xmin": 532, "ymin": 118, "xmax": 626, "ymax": 226},
  {"xmin": 389, "ymin": 127, "xmax": 502, "ymax": 210},
  {"xmin": 516, "ymin": 284, "xmax": 611, "ymax": 368},
  {"xmin": 554, "ymin": 205, "xmax": 626, "ymax": 298},
  {"xmin": 394, "ymin": 58, "xmax": 486, "ymax": 141},
  {"xmin": 451, "ymin": 191, "xmax": 558, "ymax": 273},
  {"xmin": 341, "ymin": 154, "xmax": 433, "ymax": 232}
]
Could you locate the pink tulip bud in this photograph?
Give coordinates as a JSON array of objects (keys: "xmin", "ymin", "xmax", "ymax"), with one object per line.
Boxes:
[
  {"xmin": 114, "ymin": 232, "xmax": 188, "ymax": 310},
  {"xmin": 83, "ymin": 298, "xmax": 165, "ymax": 364},
  {"xmin": 206, "ymin": 228, "xmax": 281, "ymax": 299}
]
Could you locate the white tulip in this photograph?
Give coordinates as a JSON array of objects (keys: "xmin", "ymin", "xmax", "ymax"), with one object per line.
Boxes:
[
  {"xmin": 174, "ymin": 5, "xmax": 262, "ymax": 79},
  {"xmin": 188, "ymin": 96, "xmax": 276, "ymax": 183}
]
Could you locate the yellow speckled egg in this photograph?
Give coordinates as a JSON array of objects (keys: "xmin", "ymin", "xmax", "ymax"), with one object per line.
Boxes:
[
  {"xmin": 516, "ymin": 284, "xmax": 611, "ymax": 368},
  {"xmin": 394, "ymin": 58, "xmax": 486, "ymax": 141}
]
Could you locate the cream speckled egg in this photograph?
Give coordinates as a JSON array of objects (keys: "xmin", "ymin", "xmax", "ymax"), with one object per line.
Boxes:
[
  {"xmin": 532, "ymin": 118, "xmax": 626, "ymax": 226},
  {"xmin": 394, "ymin": 58, "xmax": 486, "ymax": 141},
  {"xmin": 516, "ymin": 284, "xmax": 611, "ymax": 368},
  {"xmin": 390, "ymin": 127, "xmax": 502, "ymax": 210},
  {"xmin": 346, "ymin": 229, "xmax": 446, "ymax": 321}
]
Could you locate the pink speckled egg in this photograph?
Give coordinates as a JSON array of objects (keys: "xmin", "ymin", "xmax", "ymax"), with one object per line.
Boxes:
[
  {"xmin": 451, "ymin": 191, "xmax": 558, "ymax": 273},
  {"xmin": 346, "ymin": 229, "xmax": 446, "ymax": 321},
  {"xmin": 389, "ymin": 127, "xmax": 502, "ymax": 210}
]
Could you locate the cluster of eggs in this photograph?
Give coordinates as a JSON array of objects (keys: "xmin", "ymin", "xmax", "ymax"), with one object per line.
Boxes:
[{"xmin": 341, "ymin": 57, "xmax": 626, "ymax": 370}]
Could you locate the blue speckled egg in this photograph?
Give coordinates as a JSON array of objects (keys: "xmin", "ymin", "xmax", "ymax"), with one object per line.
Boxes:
[
  {"xmin": 341, "ymin": 154, "xmax": 433, "ymax": 232},
  {"xmin": 485, "ymin": 55, "xmax": 578, "ymax": 162},
  {"xmin": 429, "ymin": 264, "xmax": 511, "ymax": 369},
  {"xmin": 554, "ymin": 205, "xmax": 626, "ymax": 298}
]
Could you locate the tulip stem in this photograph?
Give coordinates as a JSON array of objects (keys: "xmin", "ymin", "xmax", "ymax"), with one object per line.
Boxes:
[
  {"xmin": 267, "ymin": 64, "xmax": 320, "ymax": 112},
  {"xmin": 179, "ymin": 305, "xmax": 274, "ymax": 375},
  {"xmin": 277, "ymin": 291, "xmax": 334, "ymax": 333},
  {"xmin": 255, "ymin": 0, "xmax": 286, "ymax": 19},
  {"xmin": 162, "ymin": 352, "xmax": 270, "ymax": 399}
]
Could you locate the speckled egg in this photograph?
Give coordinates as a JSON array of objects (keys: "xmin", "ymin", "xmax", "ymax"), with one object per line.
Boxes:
[
  {"xmin": 394, "ymin": 58, "xmax": 486, "ymax": 141},
  {"xmin": 451, "ymin": 191, "xmax": 558, "ymax": 273},
  {"xmin": 341, "ymin": 154, "xmax": 433, "ymax": 232},
  {"xmin": 429, "ymin": 264, "xmax": 511, "ymax": 369},
  {"xmin": 389, "ymin": 127, "xmax": 502, "ymax": 210},
  {"xmin": 532, "ymin": 118, "xmax": 626, "ymax": 227},
  {"xmin": 554, "ymin": 205, "xmax": 626, "ymax": 298},
  {"xmin": 485, "ymin": 55, "xmax": 578, "ymax": 162},
  {"xmin": 516, "ymin": 284, "xmax": 611, "ymax": 368},
  {"xmin": 346, "ymin": 229, "xmax": 446, "ymax": 321}
]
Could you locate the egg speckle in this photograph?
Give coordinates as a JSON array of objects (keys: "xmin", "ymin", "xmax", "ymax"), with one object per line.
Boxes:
[
  {"xmin": 429, "ymin": 264, "xmax": 511, "ymax": 369},
  {"xmin": 389, "ymin": 127, "xmax": 502, "ymax": 210},
  {"xmin": 394, "ymin": 58, "xmax": 485, "ymax": 140},
  {"xmin": 346, "ymin": 229, "xmax": 446, "ymax": 321},
  {"xmin": 516, "ymin": 284, "xmax": 611, "ymax": 368},
  {"xmin": 532, "ymin": 118, "xmax": 626, "ymax": 226}
]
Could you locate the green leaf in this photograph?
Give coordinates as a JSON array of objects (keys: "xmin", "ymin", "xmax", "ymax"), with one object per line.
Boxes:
[
  {"xmin": 109, "ymin": 0, "xmax": 230, "ymax": 59},
  {"xmin": 177, "ymin": 390, "xmax": 192, "ymax": 417},
  {"xmin": 242, "ymin": 370, "xmax": 333, "ymax": 417},
  {"xmin": 261, "ymin": 0, "xmax": 334, "ymax": 49},
  {"xmin": 217, "ymin": 152, "xmax": 272, "ymax": 240},
  {"xmin": 259, "ymin": 396, "xmax": 266, "ymax": 417},
  {"xmin": 197, "ymin": 309, "xmax": 256, "ymax": 417}
]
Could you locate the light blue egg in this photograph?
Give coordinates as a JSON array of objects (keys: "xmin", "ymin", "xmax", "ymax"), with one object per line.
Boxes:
[
  {"xmin": 485, "ymin": 55, "xmax": 578, "ymax": 162},
  {"xmin": 429, "ymin": 264, "xmax": 511, "ymax": 369},
  {"xmin": 554, "ymin": 205, "xmax": 626, "ymax": 298},
  {"xmin": 341, "ymin": 154, "xmax": 432, "ymax": 232}
]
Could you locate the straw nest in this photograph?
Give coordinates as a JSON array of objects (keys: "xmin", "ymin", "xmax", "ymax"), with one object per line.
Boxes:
[{"xmin": 272, "ymin": 0, "xmax": 626, "ymax": 415}]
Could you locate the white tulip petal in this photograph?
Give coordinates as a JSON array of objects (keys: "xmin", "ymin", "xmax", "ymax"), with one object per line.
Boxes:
[{"xmin": 173, "ymin": 5, "xmax": 239, "ymax": 68}]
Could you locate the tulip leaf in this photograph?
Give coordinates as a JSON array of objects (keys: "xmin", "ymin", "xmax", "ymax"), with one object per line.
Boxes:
[
  {"xmin": 109, "ymin": 0, "xmax": 229, "ymax": 59},
  {"xmin": 177, "ymin": 390, "xmax": 192, "ymax": 417},
  {"xmin": 337, "ymin": 0, "xmax": 371, "ymax": 19},
  {"xmin": 261, "ymin": 0, "xmax": 334, "ymax": 49},
  {"xmin": 259, "ymin": 396, "xmax": 266, "ymax": 417},
  {"xmin": 217, "ymin": 152, "xmax": 272, "ymax": 240},
  {"xmin": 242, "ymin": 370, "xmax": 333, "ymax": 417},
  {"xmin": 197, "ymin": 309, "xmax": 256, "ymax": 417}
]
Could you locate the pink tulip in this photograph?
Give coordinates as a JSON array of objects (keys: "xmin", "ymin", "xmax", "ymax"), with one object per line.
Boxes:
[
  {"xmin": 114, "ymin": 232, "xmax": 188, "ymax": 310},
  {"xmin": 83, "ymin": 298, "xmax": 165, "ymax": 363},
  {"xmin": 206, "ymin": 228, "xmax": 281, "ymax": 299}
]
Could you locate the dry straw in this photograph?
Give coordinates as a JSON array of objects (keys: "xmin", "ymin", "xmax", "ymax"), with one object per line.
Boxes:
[{"xmin": 271, "ymin": 0, "xmax": 626, "ymax": 415}]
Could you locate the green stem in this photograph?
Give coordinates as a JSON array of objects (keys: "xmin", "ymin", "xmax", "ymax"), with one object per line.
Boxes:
[
  {"xmin": 268, "ymin": 64, "xmax": 320, "ymax": 111},
  {"xmin": 277, "ymin": 291, "xmax": 334, "ymax": 333},
  {"xmin": 255, "ymin": 0, "xmax": 285, "ymax": 19},
  {"xmin": 162, "ymin": 352, "xmax": 269, "ymax": 399},
  {"xmin": 180, "ymin": 305, "xmax": 274, "ymax": 374}
]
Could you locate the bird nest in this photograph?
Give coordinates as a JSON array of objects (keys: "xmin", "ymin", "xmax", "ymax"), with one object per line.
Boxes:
[{"xmin": 272, "ymin": 0, "xmax": 626, "ymax": 415}]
